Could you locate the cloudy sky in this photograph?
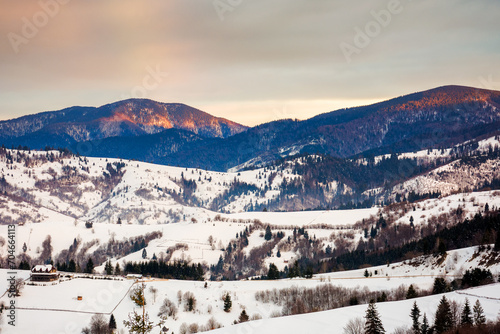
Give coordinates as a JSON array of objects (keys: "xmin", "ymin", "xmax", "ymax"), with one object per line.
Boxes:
[{"xmin": 1, "ymin": 0, "xmax": 499, "ymax": 126}]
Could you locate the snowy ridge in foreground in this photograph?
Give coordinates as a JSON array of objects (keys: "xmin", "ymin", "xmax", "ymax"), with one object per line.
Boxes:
[
  {"xmin": 211, "ymin": 284, "xmax": 500, "ymax": 334},
  {"xmin": 1, "ymin": 245, "xmax": 499, "ymax": 334}
]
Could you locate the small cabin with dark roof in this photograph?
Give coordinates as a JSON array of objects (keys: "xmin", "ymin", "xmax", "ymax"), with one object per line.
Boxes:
[{"xmin": 31, "ymin": 264, "xmax": 59, "ymax": 282}]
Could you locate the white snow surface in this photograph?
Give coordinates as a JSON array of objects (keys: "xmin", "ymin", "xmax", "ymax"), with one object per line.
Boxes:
[
  {"xmin": 1, "ymin": 246, "xmax": 499, "ymax": 334},
  {"xmin": 211, "ymin": 284, "xmax": 500, "ymax": 334}
]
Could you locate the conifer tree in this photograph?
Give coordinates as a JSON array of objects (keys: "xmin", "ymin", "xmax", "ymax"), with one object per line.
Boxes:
[
  {"xmin": 460, "ymin": 298, "xmax": 473, "ymax": 326},
  {"xmin": 142, "ymin": 248, "xmax": 147, "ymax": 259},
  {"xmin": 473, "ymin": 299, "xmax": 486, "ymax": 326},
  {"xmin": 109, "ymin": 314, "xmax": 117, "ymax": 332},
  {"xmin": 238, "ymin": 310, "xmax": 249, "ymax": 323},
  {"xmin": 421, "ymin": 313, "xmax": 430, "ymax": 334},
  {"xmin": 68, "ymin": 259, "xmax": 76, "ymax": 272},
  {"xmin": 85, "ymin": 257, "xmax": 94, "ymax": 274},
  {"xmin": 434, "ymin": 296, "xmax": 453, "ymax": 333},
  {"xmin": 410, "ymin": 301, "xmax": 421, "ymax": 334},
  {"xmin": 130, "ymin": 283, "xmax": 146, "ymax": 307},
  {"xmin": 364, "ymin": 301, "xmax": 385, "ymax": 334},
  {"xmin": 406, "ymin": 285, "xmax": 418, "ymax": 299},
  {"xmin": 115, "ymin": 262, "xmax": 121, "ymax": 275},
  {"xmin": 264, "ymin": 225, "xmax": 272, "ymax": 241},
  {"xmin": 432, "ymin": 277, "xmax": 447, "ymax": 294},
  {"xmin": 123, "ymin": 310, "xmax": 154, "ymax": 334},
  {"xmin": 267, "ymin": 263, "xmax": 280, "ymax": 280},
  {"xmin": 224, "ymin": 293, "xmax": 232, "ymax": 312},
  {"xmin": 105, "ymin": 260, "xmax": 113, "ymax": 275}
]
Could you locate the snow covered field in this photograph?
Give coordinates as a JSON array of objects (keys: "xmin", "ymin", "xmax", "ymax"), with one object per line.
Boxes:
[
  {"xmin": 1, "ymin": 147, "xmax": 500, "ymax": 333},
  {"xmin": 1, "ymin": 189, "xmax": 499, "ymax": 272},
  {"xmin": 1, "ymin": 245, "xmax": 499, "ymax": 334},
  {"xmin": 211, "ymin": 284, "xmax": 500, "ymax": 334}
]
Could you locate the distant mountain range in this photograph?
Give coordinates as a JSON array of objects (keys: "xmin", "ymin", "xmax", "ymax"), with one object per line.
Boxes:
[
  {"xmin": 0, "ymin": 99, "xmax": 247, "ymax": 148},
  {"xmin": 1, "ymin": 85, "xmax": 500, "ymax": 171}
]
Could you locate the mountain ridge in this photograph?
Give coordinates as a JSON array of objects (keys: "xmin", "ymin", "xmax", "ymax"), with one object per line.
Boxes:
[
  {"xmin": 1, "ymin": 85, "xmax": 500, "ymax": 171},
  {"xmin": 0, "ymin": 99, "xmax": 248, "ymax": 146}
]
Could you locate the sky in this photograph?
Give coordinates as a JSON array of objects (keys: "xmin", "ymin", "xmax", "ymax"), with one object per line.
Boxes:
[{"xmin": 0, "ymin": 0, "xmax": 499, "ymax": 126}]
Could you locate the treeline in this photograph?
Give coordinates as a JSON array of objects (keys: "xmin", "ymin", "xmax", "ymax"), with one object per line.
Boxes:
[
  {"xmin": 352, "ymin": 295, "xmax": 498, "ymax": 334},
  {"xmin": 123, "ymin": 259, "xmax": 204, "ymax": 280},
  {"xmin": 323, "ymin": 211, "xmax": 500, "ymax": 273}
]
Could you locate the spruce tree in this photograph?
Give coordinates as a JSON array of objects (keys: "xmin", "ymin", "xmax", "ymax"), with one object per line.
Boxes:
[
  {"xmin": 364, "ymin": 301, "xmax": 385, "ymax": 334},
  {"xmin": 432, "ymin": 277, "xmax": 448, "ymax": 294},
  {"xmin": 406, "ymin": 285, "xmax": 418, "ymax": 299},
  {"xmin": 130, "ymin": 284, "xmax": 146, "ymax": 307},
  {"xmin": 68, "ymin": 259, "xmax": 76, "ymax": 272},
  {"xmin": 434, "ymin": 296, "xmax": 453, "ymax": 333},
  {"xmin": 460, "ymin": 298, "xmax": 473, "ymax": 326},
  {"xmin": 267, "ymin": 263, "xmax": 280, "ymax": 280},
  {"xmin": 109, "ymin": 314, "xmax": 117, "ymax": 332},
  {"xmin": 85, "ymin": 257, "xmax": 94, "ymax": 274},
  {"xmin": 105, "ymin": 260, "xmax": 113, "ymax": 275},
  {"xmin": 238, "ymin": 310, "xmax": 249, "ymax": 323},
  {"xmin": 123, "ymin": 310, "xmax": 154, "ymax": 334},
  {"xmin": 224, "ymin": 293, "xmax": 232, "ymax": 313},
  {"xmin": 115, "ymin": 262, "xmax": 121, "ymax": 275},
  {"xmin": 264, "ymin": 225, "xmax": 272, "ymax": 241},
  {"xmin": 421, "ymin": 313, "xmax": 430, "ymax": 334},
  {"xmin": 473, "ymin": 299, "xmax": 486, "ymax": 326},
  {"xmin": 410, "ymin": 301, "xmax": 421, "ymax": 334},
  {"xmin": 142, "ymin": 248, "xmax": 147, "ymax": 259}
]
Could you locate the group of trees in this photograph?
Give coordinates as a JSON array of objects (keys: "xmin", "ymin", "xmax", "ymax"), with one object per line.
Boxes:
[
  {"xmin": 209, "ymin": 222, "xmax": 292, "ymax": 280},
  {"xmin": 410, "ymin": 296, "xmax": 491, "ymax": 334},
  {"xmin": 345, "ymin": 296, "xmax": 494, "ymax": 334},
  {"xmin": 230, "ymin": 207, "xmax": 498, "ymax": 283},
  {"xmin": 214, "ymin": 208, "xmax": 499, "ymax": 282},
  {"xmin": 319, "ymin": 210, "xmax": 500, "ymax": 275},
  {"xmin": 256, "ymin": 283, "xmax": 409, "ymax": 316},
  {"xmin": 81, "ymin": 314, "xmax": 116, "ymax": 334},
  {"xmin": 123, "ymin": 259, "xmax": 204, "ymax": 280},
  {"xmin": 235, "ymin": 146, "xmax": 488, "ymax": 211}
]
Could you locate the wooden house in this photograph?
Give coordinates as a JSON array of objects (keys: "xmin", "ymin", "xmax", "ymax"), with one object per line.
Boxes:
[{"xmin": 31, "ymin": 264, "xmax": 59, "ymax": 282}]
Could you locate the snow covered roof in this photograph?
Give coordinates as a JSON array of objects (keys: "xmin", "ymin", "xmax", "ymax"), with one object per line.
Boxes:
[{"xmin": 32, "ymin": 264, "xmax": 56, "ymax": 273}]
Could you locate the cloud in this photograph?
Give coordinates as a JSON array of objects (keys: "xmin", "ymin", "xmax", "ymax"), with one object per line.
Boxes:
[{"xmin": 0, "ymin": 0, "xmax": 499, "ymax": 124}]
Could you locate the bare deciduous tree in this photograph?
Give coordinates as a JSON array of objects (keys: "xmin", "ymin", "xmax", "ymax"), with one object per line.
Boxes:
[
  {"xmin": 157, "ymin": 298, "xmax": 178, "ymax": 319},
  {"xmin": 149, "ymin": 286, "xmax": 158, "ymax": 304},
  {"xmin": 343, "ymin": 317, "xmax": 364, "ymax": 334}
]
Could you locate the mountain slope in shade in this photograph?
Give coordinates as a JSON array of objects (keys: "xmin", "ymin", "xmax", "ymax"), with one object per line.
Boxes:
[
  {"xmin": 0, "ymin": 99, "xmax": 248, "ymax": 148},
  {"xmin": 76, "ymin": 128, "xmax": 205, "ymax": 162}
]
